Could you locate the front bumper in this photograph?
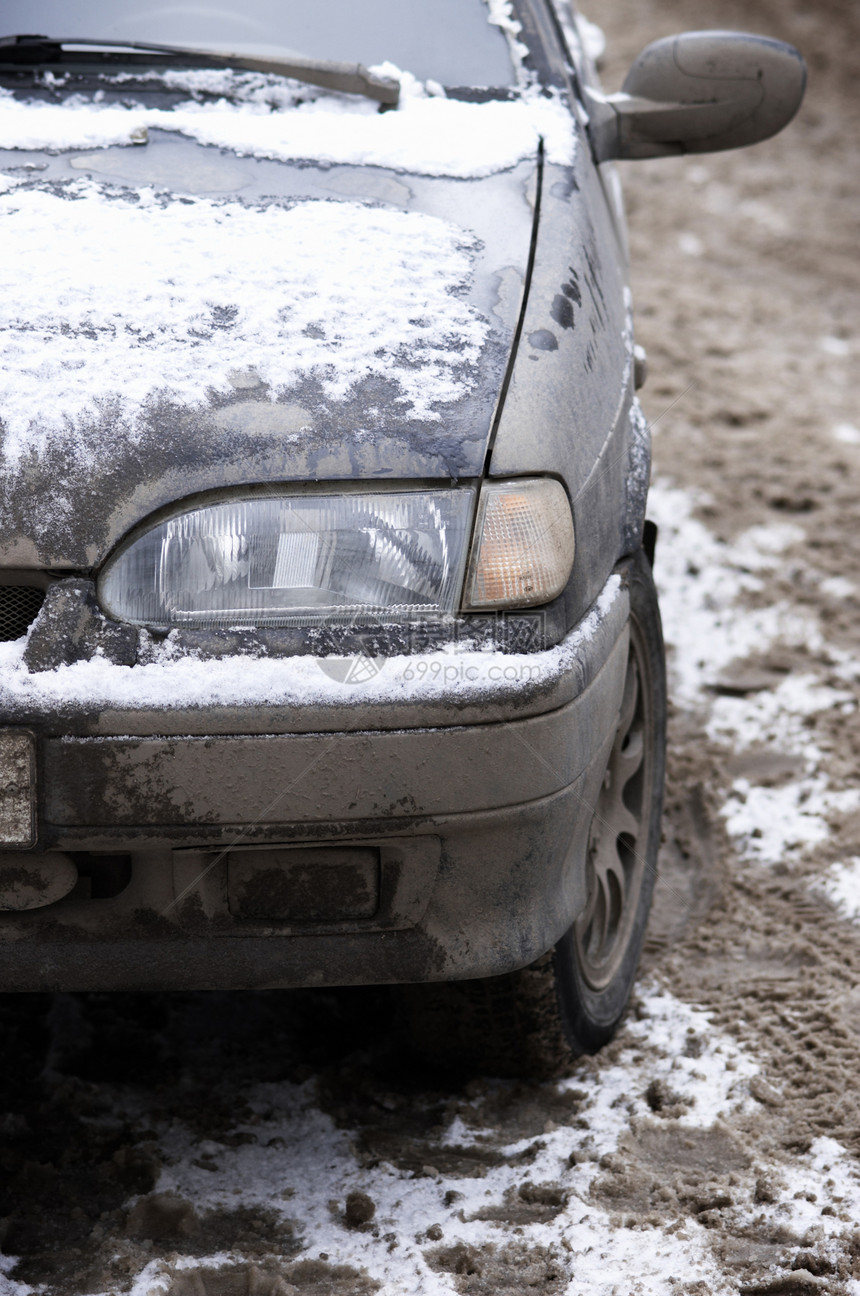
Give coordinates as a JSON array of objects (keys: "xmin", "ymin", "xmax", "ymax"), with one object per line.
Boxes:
[{"xmin": 0, "ymin": 575, "xmax": 629, "ymax": 991}]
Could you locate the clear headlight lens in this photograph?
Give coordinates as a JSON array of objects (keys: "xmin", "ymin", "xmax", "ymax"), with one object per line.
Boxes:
[
  {"xmin": 99, "ymin": 489, "xmax": 476, "ymax": 629},
  {"xmin": 463, "ymin": 478, "xmax": 575, "ymax": 610}
]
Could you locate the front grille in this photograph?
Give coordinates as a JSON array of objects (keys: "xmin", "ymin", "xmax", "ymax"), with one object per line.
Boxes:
[{"xmin": 0, "ymin": 586, "xmax": 45, "ymax": 642}]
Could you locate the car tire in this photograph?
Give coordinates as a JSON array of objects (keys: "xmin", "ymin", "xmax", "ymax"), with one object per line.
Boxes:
[{"xmin": 400, "ymin": 545, "xmax": 666, "ymax": 1078}]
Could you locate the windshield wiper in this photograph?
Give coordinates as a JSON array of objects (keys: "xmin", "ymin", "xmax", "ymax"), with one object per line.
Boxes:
[{"xmin": 0, "ymin": 34, "xmax": 400, "ymax": 106}]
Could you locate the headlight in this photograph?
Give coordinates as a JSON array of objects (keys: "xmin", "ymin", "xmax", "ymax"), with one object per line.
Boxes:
[
  {"xmin": 99, "ymin": 489, "xmax": 475, "ymax": 629},
  {"xmin": 463, "ymin": 478, "xmax": 575, "ymax": 610}
]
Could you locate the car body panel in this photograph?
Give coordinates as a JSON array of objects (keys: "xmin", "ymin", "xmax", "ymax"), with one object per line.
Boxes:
[
  {"xmin": 44, "ymin": 633, "xmax": 626, "ymax": 831},
  {"xmin": 5, "ymin": 570, "xmax": 626, "ymax": 737},
  {"xmin": 0, "ymin": 134, "xmax": 538, "ymax": 569},
  {"xmin": 0, "ymin": 578, "xmax": 629, "ymax": 990},
  {"xmin": 0, "ymin": 0, "xmax": 655, "ymax": 993},
  {"xmin": 491, "ymin": 143, "xmax": 644, "ymax": 617}
]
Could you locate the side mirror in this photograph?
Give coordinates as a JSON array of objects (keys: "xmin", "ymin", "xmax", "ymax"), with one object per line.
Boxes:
[{"xmin": 584, "ymin": 31, "xmax": 806, "ymax": 162}]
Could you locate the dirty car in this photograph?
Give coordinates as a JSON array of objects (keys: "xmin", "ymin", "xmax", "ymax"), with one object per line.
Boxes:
[{"xmin": 0, "ymin": 2, "xmax": 805, "ymax": 1073}]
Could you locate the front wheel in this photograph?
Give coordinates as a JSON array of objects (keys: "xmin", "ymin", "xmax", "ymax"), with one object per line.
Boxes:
[
  {"xmin": 553, "ymin": 545, "xmax": 666, "ymax": 1055},
  {"xmin": 400, "ymin": 547, "xmax": 667, "ymax": 1078}
]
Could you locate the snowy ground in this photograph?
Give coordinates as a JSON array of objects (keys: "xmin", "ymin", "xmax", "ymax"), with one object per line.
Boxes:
[{"xmin": 2, "ymin": 0, "xmax": 860, "ymax": 1292}]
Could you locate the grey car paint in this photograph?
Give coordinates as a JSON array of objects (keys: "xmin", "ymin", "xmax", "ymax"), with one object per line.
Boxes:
[
  {"xmin": 0, "ymin": 139, "xmax": 537, "ymax": 570},
  {"xmin": 0, "ymin": 126, "xmax": 645, "ymax": 688},
  {"xmin": 0, "ymin": 586, "xmax": 631, "ymax": 989},
  {"xmin": 0, "ymin": 2, "xmax": 646, "ymax": 991}
]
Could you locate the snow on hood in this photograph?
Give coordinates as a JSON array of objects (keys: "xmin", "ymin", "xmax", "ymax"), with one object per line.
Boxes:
[
  {"xmin": 0, "ymin": 180, "xmax": 488, "ymax": 463},
  {"xmin": 0, "ymin": 67, "xmax": 576, "ymax": 178},
  {"xmin": 0, "ymin": 70, "xmax": 551, "ymax": 565}
]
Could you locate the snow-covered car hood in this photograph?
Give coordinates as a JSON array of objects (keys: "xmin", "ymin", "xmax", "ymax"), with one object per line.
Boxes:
[{"xmin": 0, "ymin": 76, "xmax": 561, "ymax": 568}]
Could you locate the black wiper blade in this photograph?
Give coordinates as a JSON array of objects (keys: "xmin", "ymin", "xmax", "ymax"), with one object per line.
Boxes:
[{"xmin": 0, "ymin": 34, "xmax": 400, "ymax": 105}]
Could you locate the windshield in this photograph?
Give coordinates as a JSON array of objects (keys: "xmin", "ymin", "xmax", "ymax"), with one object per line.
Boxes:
[{"xmin": 0, "ymin": 1, "xmax": 515, "ymax": 86}]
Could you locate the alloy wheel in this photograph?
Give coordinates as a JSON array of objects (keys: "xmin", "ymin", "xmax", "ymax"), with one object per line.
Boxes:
[{"xmin": 574, "ymin": 630, "xmax": 651, "ymax": 991}]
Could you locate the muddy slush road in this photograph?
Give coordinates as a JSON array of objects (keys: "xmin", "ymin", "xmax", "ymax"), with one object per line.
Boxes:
[{"xmin": 2, "ymin": 1, "xmax": 859, "ymax": 1293}]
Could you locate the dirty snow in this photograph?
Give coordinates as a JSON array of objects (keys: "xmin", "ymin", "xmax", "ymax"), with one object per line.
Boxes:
[
  {"xmin": 0, "ymin": 69, "xmax": 575, "ymax": 176},
  {"xmin": 0, "ymin": 61, "xmax": 575, "ymax": 462},
  {"xmin": 647, "ymin": 482, "xmax": 820, "ymax": 708},
  {"xmin": 0, "ymin": 577, "xmax": 622, "ymax": 712},
  {"xmin": 819, "ymin": 335, "xmax": 852, "ymax": 357},
  {"xmin": 707, "ymin": 672, "xmax": 854, "ymax": 759},
  {"xmin": 560, "ymin": 986, "xmax": 759, "ymax": 1151},
  {"xmin": 55, "ymin": 985, "xmax": 858, "ymax": 1295},
  {"xmin": 813, "ymin": 857, "xmax": 860, "ymax": 923},
  {"xmin": 0, "ymin": 181, "xmax": 488, "ymax": 456},
  {"xmin": 104, "ymin": 989, "xmax": 764, "ymax": 1296},
  {"xmin": 707, "ymin": 672, "xmax": 860, "ymax": 863},
  {"xmin": 650, "ymin": 480, "xmax": 860, "ymax": 869},
  {"xmin": 722, "ymin": 776, "xmax": 860, "ymax": 867},
  {"xmin": 820, "ymin": 573, "xmax": 857, "ymax": 598}
]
